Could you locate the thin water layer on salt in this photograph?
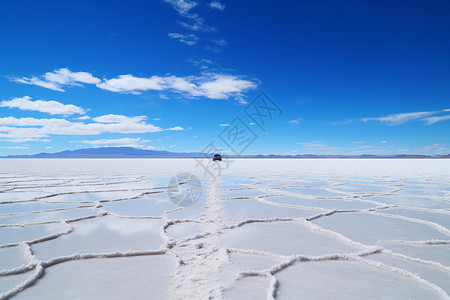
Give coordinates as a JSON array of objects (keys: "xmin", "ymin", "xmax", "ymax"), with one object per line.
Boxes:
[
  {"xmin": 223, "ymin": 276, "xmax": 269, "ymax": 300},
  {"xmin": 0, "ymin": 159, "xmax": 449, "ymax": 299},
  {"xmin": 280, "ymin": 187, "xmax": 347, "ymax": 198},
  {"xmin": 0, "ymin": 222, "xmax": 69, "ymax": 245},
  {"xmin": 378, "ymin": 243, "xmax": 450, "ymax": 267},
  {"xmin": 41, "ymin": 191, "xmax": 147, "ymax": 203},
  {"xmin": 263, "ymin": 195, "xmax": 376, "ymax": 210},
  {"xmin": 0, "ymin": 192, "xmax": 51, "ymax": 203},
  {"xmin": 100, "ymin": 198, "xmax": 174, "ymax": 217},
  {"xmin": 369, "ymin": 253, "xmax": 450, "ymax": 294},
  {"xmin": 0, "ymin": 202, "xmax": 81, "ymax": 215},
  {"xmin": 220, "ymin": 189, "xmax": 268, "ymax": 199},
  {"xmin": 382, "ymin": 208, "xmax": 450, "ymax": 228},
  {"xmin": 221, "ymin": 199, "xmax": 316, "ymax": 225},
  {"xmin": 0, "ymin": 247, "xmax": 28, "ymax": 271},
  {"xmin": 164, "ymin": 198, "xmax": 207, "ymax": 220},
  {"xmin": 222, "ymin": 221, "xmax": 359, "ymax": 256},
  {"xmin": 363, "ymin": 195, "xmax": 450, "ymax": 209},
  {"xmin": 394, "ymin": 189, "xmax": 448, "ymax": 197},
  {"xmin": 0, "ymin": 208, "xmax": 97, "ymax": 225},
  {"xmin": 166, "ymin": 222, "xmax": 204, "ymax": 239},
  {"xmin": 32, "ymin": 216, "xmax": 164, "ymax": 261},
  {"xmin": 313, "ymin": 212, "xmax": 449, "ymax": 245},
  {"xmin": 275, "ymin": 260, "xmax": 440, "ymax": 299},
  {"xmin": 14, "ymin": 256, "xmax": 174, "ymax": 300},
  {"xmin": 0, "ymin": 272, "xmax": 33, "ymax": 294}
]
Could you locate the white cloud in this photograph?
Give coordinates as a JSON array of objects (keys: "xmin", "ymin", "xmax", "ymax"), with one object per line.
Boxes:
[
  {"xmin": 167, "ymin": 126, "xmax": 184, "ymax": 131},
  {"xmin": 353, "ymin": 141, "xmax": 364, "ymax": 144},
  {"xmin": 219, "ymin": 123, "xmax": 230, "ymax": 126},
  {"xmin": 97, "ymin": 73, "xmax": 257, "ymax": 100},
  {"xmin": 288, "ymin": 119, "xmax": 302, "ymax": 125},
  {"xmin": 362, "ymin": 111, "xmax": 436, "ymax": 126},
  {"xmin": 10, "ymin": 68, "xmax": 100, "ymax": 92},
  {"xmin": 164, "ymin": 0, "xmax": 197, "ymax": 14},
  {"xmin": 92, "ymin": 114, "xmax": 147, "ymax": 124},
  {"xmin": 212, "ymin": 38, "xmax": 227, "ymax": 46},
  {"xmin": 76, "ymin": 137, "xmax": 154, "ymax": 149},
  {"xmin": 422, "ymin": 114, "xmax": 450, "ymax": 125},
  {"xmin": 0, "ymin": 114, "xmax": 182, "ymax": 140},
  {"xmin": 74, "ymin": 115, "xmax": 91, "ymax": 120},
  {"xmin": 297, "ymin": 142, "xmax": 328, "ymax": 147},
  {"xmin": 0, "ymin": 146, "xmax": 29, "ymax": 149},
  {"xmin": 44, "ymin": 68, "xmax": 100, "ymax": 85},
  {"xmin": 168, "ymin": 33, "xmax": 199, "ymax": 45},
  {"xmin": 12, "ymin": 69, "xmax": 258, "ymax": 101},
  {"xmin": 96, "ymin": 75, "xmax": 165, "ymax": 94},
  {"xmin": 361, "ymin": 109, "xmax": 450, "ymax": 126},
  {"xmin": 1, "ymin": 96, "xmax": 86, "ymax": 115},
  {"xmin": 209, "ymin": 1, "xmax": 225, "ymax": 11}
]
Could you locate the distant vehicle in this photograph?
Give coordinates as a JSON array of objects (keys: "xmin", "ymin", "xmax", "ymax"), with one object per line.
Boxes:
[{"xmin": 213, "ymin": 154, "xmax": 222, "ymax": 161}]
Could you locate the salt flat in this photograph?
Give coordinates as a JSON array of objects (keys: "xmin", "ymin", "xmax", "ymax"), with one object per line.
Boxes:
[{"xmin": 0, "ymin": 159, "xmax": 449, "ymax": 299}]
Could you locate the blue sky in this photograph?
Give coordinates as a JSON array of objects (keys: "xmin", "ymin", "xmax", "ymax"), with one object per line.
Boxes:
[{"xmin": 0, "ymin": 0, "xmax": 449, "ymax": 156}]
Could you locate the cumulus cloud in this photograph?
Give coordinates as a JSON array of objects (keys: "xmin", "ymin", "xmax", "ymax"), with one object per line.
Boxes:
[
  {"xmin": 97, "ymin": 73, "xmax": 257, "ymax": 100},
  {"xmin": 12, "ymin": 69, "xmax": 258, "ymax": 101},
  {"xmin": 10, "ymin": 68, "xmax": 100, "ymax": 92},
  {"xmin": 1, "ymin": 96, "xmax": 86, "ymax": 115},
  {"xmin": 168, "ymin": 33, "xmax": 199, "ymax": 45}
]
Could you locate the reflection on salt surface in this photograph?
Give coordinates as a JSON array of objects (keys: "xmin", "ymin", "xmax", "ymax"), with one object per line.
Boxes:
[
  {"xmin": 0, "ymin": 223, "xmax": 68, "ymax": 245},
  {"xmin": 166, "ymin": 222, "xmax": 203, "ymax": 239},
  {"xmin": 223, "ymin": 276, "xmax": 269, "ymax": 300},
  {"xmin": 222, "ymin": 221, "xmax": 359, "ymax": 256},
  {"xmin": 0, "ymin": 208, "xmax": 97, "ymax": 225},
  {"xmin": 100, "ymin": 198, "xmax": 174, "ymax": 217},
  {"xmin": 0, "ymin": 272, "xmax": 33, "ymax": 294},
  {"xmin": 0, "ymin": 247, "xmax": 28, "ymax": 271},
  {"xmin": 14, "ymin": 256, "xmax": 174, "ymax": 300},
  {"xmin": 370, "ymin": 253, "xmax": 450, "ymax": 295},
  {"xmin": 262, "ymin": 195, "xmax": 376, "ymax": 210},
  {"xmin": 0, "ymin": 201, "xmax": 79, "ymax": 215},
  {"xmin": 0, "ymin": 159, "xmax": 449, "ymax": 299},
  {"xmin": 313, "ymin": 212, "xmax": 449, "ymax": 245},
  {"xmin": 276, "ymin": 260, "xmax": 439, "ymax": 299},
  {"xmin": 32, "ymin": 216, "xmax": 164, "ymax": 261},
  {"xmin": 221, "ymin": 199, "xmax": 317, "ymax": 225}
]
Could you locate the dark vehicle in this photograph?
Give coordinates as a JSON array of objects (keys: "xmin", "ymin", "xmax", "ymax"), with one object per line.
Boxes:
[{"xmin": 213, "ymin": 154, "xmax": 222, "ymax": 161}]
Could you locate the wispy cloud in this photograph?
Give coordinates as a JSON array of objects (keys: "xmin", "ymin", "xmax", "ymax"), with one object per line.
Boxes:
[
  {"xmin": 212, "ymin": 38, "xmax": 227, "ymax": 46},
  {"xmin": 209, "ymin": 1, "xmax": 225, "ymax": 11},
  {"xmin": 1, "ymin": 96, "xmax": 86, "ymax": 115},
  {"xmin": 337, "ymin": 108, "xmax": 450, "ymax": 126},
  {"xmin": 168, "ymin": 33, "xmax": 199, "ymax": 45},
  {"xmin": 164, "ymin": 0, "xmax": 197, "ymax": 14},
  {"xmin": 422, "ymin": 114, "xmax": 450, "ymax": 125},
  {"xmin": 289, "ymin": 118, "xmax": 302, "ymax": 125},
  {"xmin": 76, "ymin": 137, "xmax": 153, "ymax": 149},
  {"xmin": 164, "ymin": 0, "xmax": 215, "ymax": 32},
  {"xmin": 362, "ymin": 111, "xmax": 437, "ymax": 126}
]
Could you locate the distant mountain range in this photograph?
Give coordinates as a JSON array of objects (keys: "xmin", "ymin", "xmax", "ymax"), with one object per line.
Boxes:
[{"xmin": 1, "ymin": 147, "xmax": 449, "ymax": 159}]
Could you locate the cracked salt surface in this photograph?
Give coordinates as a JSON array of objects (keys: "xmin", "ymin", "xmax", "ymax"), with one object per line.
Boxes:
[{"xmin": 0, "ymin": 158, "xmax": 449, "ymax": 299}]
